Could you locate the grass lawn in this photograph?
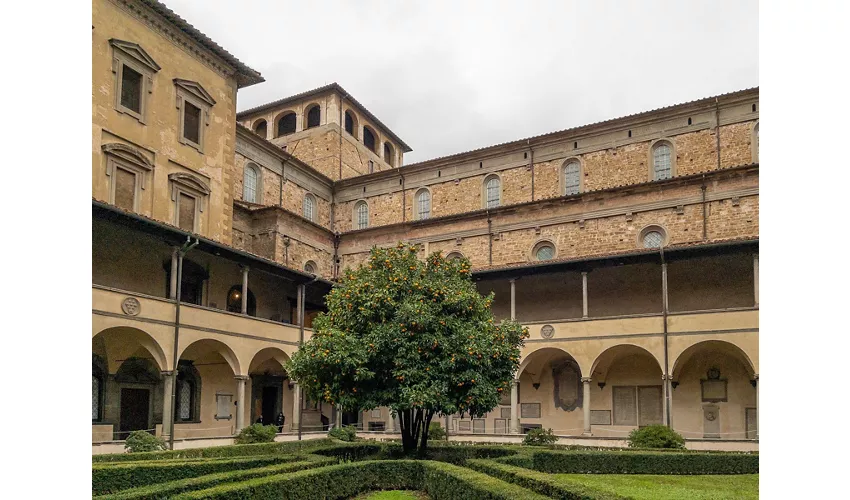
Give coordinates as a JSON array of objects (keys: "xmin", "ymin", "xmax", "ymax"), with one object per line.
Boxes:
[
  {"xmin": 352, "ymin": 491, "xmax": 429, "ymax": 500},
  {"xmin": 554, "ymin": 474, "xmax": 759, "ymax": 500}
]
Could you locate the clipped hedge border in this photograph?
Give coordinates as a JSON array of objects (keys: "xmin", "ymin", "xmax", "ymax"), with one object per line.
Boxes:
[
  {"xmin": 531, "ymin": 450, "xmax": 759, "ymax": 475},
  {"xmin": 172, "ymin": 460, "xmax": 549, "ymax": 500},
  {"xmin": 93, "ymin": 455, "xmax": 300, "ymax": 494},
  {"xmin": 467, "ymin": 459, "xmax": 627, "ymax": 500},
  {"xmin": 96, "ymin": 456, "xmax": 336, "ymax": 500},
  {"xmin": 92, "ymin": 438, "xmax": 334, "ymax": 463}
]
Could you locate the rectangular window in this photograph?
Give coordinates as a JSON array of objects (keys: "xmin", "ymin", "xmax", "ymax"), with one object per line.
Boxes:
[
  {"xmin": 183, "ymin": 101, "xmax": 201, "ymax": 145},
  {"xmin": 612, "ymin": 386, "xmax": 637, "ymax": 426},
  {"xmin": 113, "ymin": 167, "xmax": 137, "ymax": 211},
  {"xmin": 120, "ymin": 65, "xmax": 143, "ymax": 113},
  {"xmin": 215, "ymin": 394, "xmax": 232, "ymax": 420},
  {"xmin": 178, "ymin": 193, "xmax": 196, "ymax": 231}
]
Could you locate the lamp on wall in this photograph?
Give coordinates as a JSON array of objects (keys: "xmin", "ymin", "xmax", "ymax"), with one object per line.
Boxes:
[
  {"xmin": 532, "ymin": 383, "xmax": 540, "ymax": 390},
  {"xmin": 287, "ymin": 381, "xmax": 295, "ymax": 390},
  {"xmin": 671, "ymin": 381, "xmax": 679, "ymax": 390},
  {"xmin": 750, "ymin": 379, "xmax": 758, "ymax": 388},
  {"xmin": 597, "ymin": 382, "xmax": 606, "ymax": 390}
]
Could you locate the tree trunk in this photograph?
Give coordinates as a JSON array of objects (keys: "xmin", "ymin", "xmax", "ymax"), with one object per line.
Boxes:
[
  {"xmin": 419, "ymin": 410, "xmax": 435, "ymax": 453},
  {"xmin": 398, "ymin": 408, "xmax": 438, "ymax": 455}
]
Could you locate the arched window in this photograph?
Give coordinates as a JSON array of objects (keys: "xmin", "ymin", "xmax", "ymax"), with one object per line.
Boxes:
[
  {"xmin": 533, "ymin": 241, "xmax": 556, "ymax": 261},
  {"xmin": 253, "ymin": 119, "xmax": 267, "ymax": 139},
  {"xmin": 354, "ymin": 200, "xmax": 369, "ymax": 229},
  {"xmin": 652, "ymin": 141, "xmax": 673, "ymax": 180},
  {"xmin": 304, "ymin": 261, "xmax": 317, "ymax": 274},
  {"xmin": 484, "ymin": 175, "xmax": 501, "ymax": 208},
  {"xmin": 226, "ymin": 284, "xmax": 257, "ymax": 316},
  {"xmin": 363, "ymin": 127, "xmax": 376, "ymax": 152},
  {"xmin": 175, "ymin": 361, "xmax": 201, "ymax": 422},
  {"xmin": 639, "ymin": 225, "xmax": 667, "ymax": 249},
  {"xmin": 306, "ymin": 105, "xmax": 321, "ymax": 129},
  {"xmin": 344, "ymin": 110, "xmax": 357, "ymax": 137},
  {"xmin": 303, "ymin": 194, "xmax": 317, "ymax": 222},
  {"xmin": 416, "ymin": 189, "xmax": 431, "ymax": 220},
  {"xmin": 446, "ymin": 252, "xmax": 464, "ymax": 261},
  {"xmin": 277, "ymin": 112, "xmax": 296, "ymax": 137},
  {"xmin": 243, "ymin": 164, "xmax": 259, "ymax": 203},
  {"xmin": 564, "ymin": 160, "xmax": 581, "ymax": 196},
  {"xmin": 384, "ymin": 143, "xmax": 395, "ymax": 166}
]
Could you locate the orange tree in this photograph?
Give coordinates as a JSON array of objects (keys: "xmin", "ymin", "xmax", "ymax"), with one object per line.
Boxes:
[{"xmin": 288, "ymin": 243, "xmax": 527, "ymax": 454}]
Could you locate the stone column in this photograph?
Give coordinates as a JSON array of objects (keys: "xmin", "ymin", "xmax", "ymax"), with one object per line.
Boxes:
[
  {"xmin": 510, "ymin": 378, "xmax": 520, "ymax": 434},
  {"xmin": 161, "ymin": 371, "xmax": 174, "ymax": 441},
  {"xmin": 753, "ymin": 254, "xmax": 759, "ymax": 307},
  {"xmin": 509, "ymin": 279, "xmax": 516, "ymax": 321},
  {"xmin": 581, "ymin": 272, "xmax": 589, "ymax": 318},
  {"xmin": 754, "ymin": 374, "xmax": 759, "ymax": 439},
  {"xmin": 241, "ymin": 266, "xmax": 249, "ymax": 314},
  {"xmin": 581, "ymin": 377, "xmax": 592, "ymax": 435},
  {"xmin": 662, "ymin": 375, "xmax": 669, "ymax": 427},
  {"xmin": 445, "ymin": 413, "xmax": 452, "ymax": 437},
  {"xmin": 169, "ymin": 248, "xmax": 179, "ymax": 299},
  {"xmin": 235, "ymin": 376, "xmax": 248, "ymax": 433},
  {"xmin": 386, "ymin": 409, "xmax": 394, "ymax": 433},
  {"xmin": 292, "ymin": 383, "xmax": 301, "ymax": 432}
]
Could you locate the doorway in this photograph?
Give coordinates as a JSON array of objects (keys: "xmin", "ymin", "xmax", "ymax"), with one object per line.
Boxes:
[
  {"xmin": 119, "ymin": 388, "xmax": 150, "ymax": 436},
  {"xmin": 261, "ymin": 386, "xmax": 278, "ymax": 425}
]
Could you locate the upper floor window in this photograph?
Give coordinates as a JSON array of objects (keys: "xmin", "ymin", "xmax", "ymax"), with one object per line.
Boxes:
[
  {"xmin": 484, "ymin": 175, "xmax": 501, "ymax": 208},
  {"xmin": 303, "ymin": 193, "xmax": 317, "ymax": 222},
  {"xmin": 253, "ymin": 119, "xmax": 267, "ymax": 139},
  {"xmin": 243, "ymin": 163, "xmax": 260, "ymax": 203},
  {"xmin": 363, "ymin": 126, "xmax": 376, "ymax": 152},
  {"xmin": 345, "ymin": 110, "xmax": 357, "ymax": 137},
  {"xmin": 174, "ymin": 79, "xmax": 216, "ymax": 153},
  {"xmin": 651, "ymin": 140, "xmax": 674, "ymax": 181},
  {"xmin": 533, "ymin": 241, "xmax": 556, "ymax": 261},
  {"xmin": 110, "ymin": 39, "xmax": 160, "ymax": 124},
  {"xmin": 564, "ymin": 160, "xmax": 581, "ymax": 196},
  {"xmin": 354, "ymin": 200, "xmax": 369, "ymax": 229},
  {"xmin": 639, "ymin": 225, "xmax": 667, "ymax": 249},
  {"xmin": 384, "ymin": 143, "xmax": 395, "ymax": 166},
  {"xmin": 752, "ymin": 122, "xmax": 759, "ymax": 163},
  {"xmin": 103, "ymin": 143, "xmax": 154, "ymax": 213},
  {"xmin": 306, "ymin": 104, "xmax": 321, "ymax": 129},
  {"xmin": 169, "ymin": 172, "xmax": 210, "ymax": 233},
  {"xmin": 277, "ymin": 112, "xmax": 296, "ymax": 137},
  {"xmin": 416, "ymin": 188, "xmax": 431, "ymax": 220},
  {"xmin": 304, "ymin": 261, "xmax": 317, "ymax": 274},
  {"xmin": 226, "ymin": 284, "xmax": 256, "ymax": 316}
]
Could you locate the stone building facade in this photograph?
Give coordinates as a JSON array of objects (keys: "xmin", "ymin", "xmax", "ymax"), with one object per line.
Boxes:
[{"xmin": 92, "ymin": 0, "xmax": 758, "ymax": 453}]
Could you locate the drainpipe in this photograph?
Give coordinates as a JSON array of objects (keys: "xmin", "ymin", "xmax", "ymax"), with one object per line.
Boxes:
[
  {"xmin": 333, "ymin": 232, "xmax": 340, "ymax": 280},
  {"xmin": 400, "ymin": 171, "xmax": 406, "ymax": 222},
  {"xmin": 701, "ymin": 176, "xmax": 707, "ymax": 242},
  {"xmin": 487, "ymin": 210, "xmax": 493, "ymax": 266},
  {"xmin": 660, "ymin": 246, "xmax": 671, "ymax": 427},
  {"xmin": 528, "ymin": 140, "xmax": 535, "ymax": 201},
  {"xmin": 296, "ymin": 276, "xmax": 318, "ymax": 441},
  {"xmin": 169, "ymin": 235, "xmax": 199, "ymax": 450}
]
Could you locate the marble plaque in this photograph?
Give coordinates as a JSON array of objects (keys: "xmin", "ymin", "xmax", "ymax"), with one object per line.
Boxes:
[
  {"xmin": 613, "ymin": 386, "xmax": 637, "ymax": 426},
  {"xmin": 701, "ymin": 379, "xmax": 728, "ymax": 402},
  {"xmin": 457, "ymin": 420, "xmax": 471, "ymax": 432},
  {"xmin": 590, "ymin": 410, "xmax": 612, "ymax": 425},
  {"xmin": 473, "ymin": 419, "xmax": 485, "ymax": 433},
  {"xmin": 638, "ymin": 386, "xmax": 663, "ymax": 425},
  {"xmin": 494, "ymin": 418, "xmax": 507, "ymax": 434},
  {"xmin": 521, "ymin": 403, "xmax": 541, "ymax": 418},
  {"xmin": 703, "ymin": 405, "xmax": 720, "ymax": 438},
  {"xmin": 371, "ymin": 409, "xmax": 382, "ymax": 418},
  {"xmin": 500, "ymin": 407, "xmax": 511, "ymax": 419},
  {"xmin": 746, "ymin": 408, "xmax": 758, "ymax": 439}
]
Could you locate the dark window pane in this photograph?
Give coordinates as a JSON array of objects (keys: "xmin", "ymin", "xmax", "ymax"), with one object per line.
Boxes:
[
  {"xmin": 120, "ymin": 65, "xmax": 142, "ymax": 113},
  {"xmin": 183, "ymin": 102, "xmax": 201, "ymax": 144},
  {"xmin": 254, "ymin": 120, "xmax": 267, "ymax": 138},
  {"xmin": 363, "ymin": 127, "xmax": 375, "ymax": 152},
  {"xmin": 344, "ymin": 112, "xmax": 354, "ymax": 134},
  {"xmin": 277, "ymin": 113, "xmax": 296, "ymax": 136},
  {"xmin": 307, "ymin": 106, "xmax": 320, "ymax": 128},
  {"xmin": 178, "ymin": 193, "xmax": 196, "ymax": 231},
  {"xmin": 384, "ymin": 143, "xmax": 393, "ymax": 165},
  {"xmin": 114, "ymin": 168, "xmax": 136, "ymax": 211}
]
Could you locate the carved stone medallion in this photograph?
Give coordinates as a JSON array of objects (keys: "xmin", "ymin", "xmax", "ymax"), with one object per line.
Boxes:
[
  {"xmin": 540, "ymin": 325, "xmax": 554, "ymax": 339},
  {"xmin": 122, "ymin": 297, "xmax": 141, "ymax": 316}
]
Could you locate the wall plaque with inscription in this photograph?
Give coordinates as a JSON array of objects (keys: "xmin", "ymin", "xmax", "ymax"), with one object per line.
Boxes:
[
  {"xmin": 590, "ymin": 410, "xmax": 612, "ymax": 425},
  {"xmin": 520, "ymin": 403, "xmax": 541, "ymax": 418},
  {"xmin": 701, "ymin": 380, "xmax": 728, "ymax": 402},
  {"xmin": 500, "ymin": 407, "xmax": 511, "ymax": 419},
  {"xmin": 613, "ymin": 386, "xmax": 637, "ymax": 426}
]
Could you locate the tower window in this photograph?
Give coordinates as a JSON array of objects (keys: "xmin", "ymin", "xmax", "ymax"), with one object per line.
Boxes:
[
  {"xmin": 484, "ymin": 175, "xmax": 501, "ymax": 208},
  {"xmin": 416, "ymin": 189, "xmax": 431, "ymax": 220},
  {"xmin": 306, "ymin": 105, "xmax": 321, "ymax": 128},
  {"xmin": 253, "ymin": 119, "xmax": 267, "ymax": 138},
  {"xmin": 355, "ymin": 200, "xmax": 369, "ymax": 229},
  {"xmin": 564, "ymin": 160, "xmax": 580, "ymax": 196},
  {"xmin": 384, "ymin": 142, "xmax": 395, "ymax": 166},
  {"xmin": 277, "ymin": 112, "xmax": 296, "ymax": 136},
  {"xmin": 303, "ymin": 194, "xmax": 317, "ymax": 222},
  {"xmin": 652, "ymin": 141, "xmax": 674, "ymax": 180},
  {"xmin": 243, "ymin": 164, "xmax": 259, "ymax": 203},
  {"xmin": 363, "ymin": 126, "xmax": 376, "ymax": 152}
]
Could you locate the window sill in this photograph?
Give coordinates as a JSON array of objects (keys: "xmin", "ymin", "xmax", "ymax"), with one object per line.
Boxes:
[
  {"xmin": 214, "ymin": 415, "xmax": 233, "ymax": 421},
  {"xmin": 174, "ymin": 420, "xmax": 202, "ymax": 425}
]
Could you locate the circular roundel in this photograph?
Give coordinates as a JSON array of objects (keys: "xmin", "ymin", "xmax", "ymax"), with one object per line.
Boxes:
[
  {"xmin": 121, "ymin": 297, "xmax": 141, "ymax": 316},
  {"xmin": 540, "ymin": 325, "xmax": 555, "ymax": 339},
  {"xmin": 706, "ymin": 411, "xmax": 717, "ymax": 422}
]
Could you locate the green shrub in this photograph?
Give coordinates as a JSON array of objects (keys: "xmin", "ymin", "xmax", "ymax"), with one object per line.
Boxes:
[
  {"xmin": 124, "ymin": 431, "xmax": 167, "ymax": 453},
  {"xmin": 522, "ymin": 428, "xmax": 557, "ymax": 446},
  {"xmin": 627, "ymin": 424, "xmax": 686, "ymax": 449},
  {"xmin": 92, "ymin": 455, "xmax": 299, "ymax": 494},
  {"xmin": 467, "ymin": 459, "xmax": 627, "ymax": 500},
  {"xmin": 93, "ymin": 438, "xmax": 335, "ymax": 463},
  {"xmin": 328, "ymin": 424, "xmax": 357, "ymax": 442},
  {"xmin": 235, "ymin": 424, "xmax": 278, "ymax": 444},
  {"xmin": 530, "ymin": 449, "xmax": 759, "ymax": 475},
  {"xmin": 426, "ymin": 422, "xmax": 446, "ymax": 441},
  {"xmin": 313, "ymin": 442, "xmax": 384, "ymax": 462}
]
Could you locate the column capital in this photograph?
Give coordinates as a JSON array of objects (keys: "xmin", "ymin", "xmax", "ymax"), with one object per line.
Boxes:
[
  {"xmin": 241, "ymin": 264, "xmax": 250, "ymax": 272},
  {"xmin": 161, "ymin": 370, "xmax": 174, "ymax": 377},
  {"xmin": 581, "ymin": 377, "xmax": 592, "ymax": 383},
  {"xmin": 513, "ymin": 378, "xmax": 520, "ymax": 385},
  {"xmin": 234, "ymin": 375, "xmax": 249, "ymax": 382},
  {"xmin": 661, "ymin": 374, "xmax": 672, "ymax": 381}
]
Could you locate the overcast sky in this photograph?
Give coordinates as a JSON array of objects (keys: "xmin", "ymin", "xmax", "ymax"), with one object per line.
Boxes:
[{"xmin": 166, "ymin": 0, "xmax": 758, "ymax": 164}]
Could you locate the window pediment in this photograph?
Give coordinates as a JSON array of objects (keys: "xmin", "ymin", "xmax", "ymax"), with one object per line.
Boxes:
[
  {"xmin": 173, "ymin": 79, "xmax": 216, "ymax": 107},
  {"xmin": 102, "ymin": 143, "xmax": 154, "ymax": 170},
  {"xmin": 168, "ymin": 172, "xmax": 211, "ymax": 195},
  {"xmin": 109, "ymin": 39, "xmax": 161, "ymax": 73}
]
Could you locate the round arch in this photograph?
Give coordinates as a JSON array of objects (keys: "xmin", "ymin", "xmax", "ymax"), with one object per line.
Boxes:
[
  {"xmin": 589, "ymin": 343, "xmax": 664, "ymax": 382},
  {"xmin": 178, "ymin": 338, "xmax": 241, "ymax": 376},
  {"xmin": 248, "ymin": 347, "xmax": 292, "ymax": 374},
  {"xmin": 671, "ymin": 340, "xmax": 756, "ymax": 381},
  {"xmin": 518, "ymin": 346, "xmax": 584, "ymax": 378},
  {"xmin": 92, "ymin": 326, "xmax": 168, "ymax": 372}
]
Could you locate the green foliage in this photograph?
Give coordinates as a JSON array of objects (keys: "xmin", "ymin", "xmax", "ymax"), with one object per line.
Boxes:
[
  {"xmin": 93, "ymin": 438, "xmax": 334, "ymax": 463},
  {"xmin": 234, "ymin": 424, "xmax": 278, "ymax": 444},
  {"xmin": 627, "ymin": 425, "xmax": 686, "ymax": 449},
  {"xmin": 467, "ymin": 459, "xmax": 627, "ymax": 500},
  {"xmin": 522, "ymin": 428, "xmax": 558, "ymax": 446},
  {"xmin": 530, "ymin": 450, "xmax": 759, "ymax": 475},
  {"xmin": 287, "ymin": 244, "xmax": 528, "ymax": 452},
  {"xmin": 426, "ymin": 422, "xmax": 446, "ymax": 441},
  {"xmin": 328, "ymin": 424, "xmax": 358, "ymax": 442},
  {"xmin": 92, "ymin": 456, "xmax": 299, "ymax": 495},
  {"xmin": 124, "ymin": 431, "xmax": 167, "ymax": 453}
]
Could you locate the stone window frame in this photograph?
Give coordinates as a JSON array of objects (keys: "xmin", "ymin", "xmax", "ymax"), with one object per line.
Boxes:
[
  {"xmin": 169, "ymin": 172, "xmax": 211, "ymax": 233},
  {"xmin": 242, "ymin": 162, "xmax": 262, "ymax": 204},
  {"xmin": 482, "ymin": 173, "xmax": 502, "ymax": 209},
  {"xmin": 353, "ymin": 199, "xmax": 369, "ymax": 230},
  {"xmin": 414, "ymin": 187, "xmax": 432, "ymax": 220},
  {"xmin": 344, "ymin": 109, "xmax": 359, "ymax": 139},
  {"xmin": 637, "ymin": 224, "xmax": 669, "ymax": 249},
  {"xmin": 561, "ymin": 157, "xmax": 584, "ymax": 196},
  {"xmin": 648, "ymin": 138, "xmax": 677, "ymax": 181},
  {"xmin": 304, "ymin": 102, "xmax": 322, "ymax": 129},
  {"xmin": 274, "ymin": 110, "xmax": 298, "ymax": 137},
  {"xmin": 175, "ymin": 361, "xmax": 202, "ymax": 423},
  {"xmin": 110, "ymin": 39, "xmax": 160, "ymax": 124},
  {"xmin": 174, "ymin": 79, "xmax": 216, "ymax": 154},
  {"xmin": 303, "ymin": 193, "xmax": 318, "ymax": 222},
  {"xmin": 446, "ymin": 251, "xmax": 465, "ymax": 261},
  {"xmin": 252, "ymin": 119, "xmax": 268, "ymax": 139},
  {"xmin": 362, "ymin": 124, "xmax": 379, "ymax": 153},
  {"xmin": 383, "ymin": 142, "xmax": 395, "ymax": 167},
  {"xmin": 530, "ymin": 239, "xmax": 557, "ymax": 262},
  {"xmin": 304, "ymin": 261, "xmax": 318, "ymax": 274},
  {"xmin": 751, "ymin": 121, "xmax": 759, "ymax": 164},
  {"xmin": 103, "ymin": 143, "xmax": 154, "ymax": 212}
]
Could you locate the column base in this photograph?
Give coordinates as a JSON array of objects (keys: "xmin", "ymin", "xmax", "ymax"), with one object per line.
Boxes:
[{"xmin": 582, "ymin": 431, "xmax": 593, "ymax": 436}]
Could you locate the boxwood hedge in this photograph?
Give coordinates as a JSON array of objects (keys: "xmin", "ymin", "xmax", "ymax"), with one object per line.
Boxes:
[
  {"xmin": 467, "ymin": 459, "xmax": 627, "ymax": 499},
  {"xmin": 92, "ymin": 438, "xmax": 333, "ymax": 463},
  {"xmin": 530, "ymin": 449, "xmax": 759, "ymax": 475}
]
